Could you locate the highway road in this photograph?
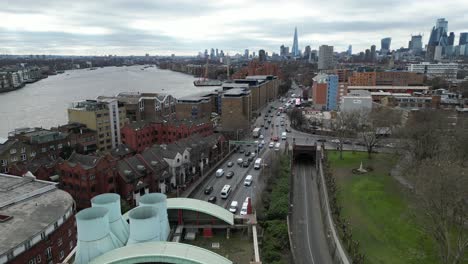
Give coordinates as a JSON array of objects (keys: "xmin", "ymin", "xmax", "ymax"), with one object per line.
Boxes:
[
  {"xmin": 291, "ymin": 161, "xmax": 333, "ymax": 264},
  {"xmin": 189, "ymin": 99, "xmax": 290, "ymax": 214}
]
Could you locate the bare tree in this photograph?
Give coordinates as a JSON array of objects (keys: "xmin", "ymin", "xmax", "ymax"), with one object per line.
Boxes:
[
  {"xmin": 357, "ymin": 107, "xmax": 402, "ymax": 159},
  {"xmin": 288, "ymin": 108, "xmax": 305, "ymax": 129},
  {"xmin": 330, "ymin": 111, "xmax": 360, "ymax": 160},
  {"xmin": 401, "ymin": 110, "xmax": 468, "ymax": 264}
]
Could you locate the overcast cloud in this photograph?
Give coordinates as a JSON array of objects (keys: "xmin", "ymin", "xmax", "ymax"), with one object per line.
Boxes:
[{"xmin": 1, "ymin": 0, "xmax": 467, "ymax": 56}]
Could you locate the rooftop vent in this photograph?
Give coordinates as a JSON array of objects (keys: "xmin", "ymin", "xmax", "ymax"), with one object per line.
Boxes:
[
  {"xmin": 74, "ymin": 207, "xmax": 123, "ymax": 264},
  {"xmin": 136, "ymin": 165, "xmax": 146, "ymax": 171},
  {"xmin": 124, "ymin": 170, "xmax": 133, "ymax": 176},
  {"xmin": 127, "ymin": 206, "xmax": 160, "ymax": 244},
  {"xmin": 151, "ymin": 160, "xmax": 158, "ymax": 166},
  {"xmin": 139, "ymin": 193, "xmax": 170, "ymax": 240},
  {"xmin": 91, "ymin": 193, "xmax": 129, "ymax": 245}
]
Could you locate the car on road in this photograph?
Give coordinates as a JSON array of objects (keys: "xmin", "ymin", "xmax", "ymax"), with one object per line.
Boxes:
[
  {"xmin": 270, "ymin": 114, "xmax": 274, "ymax": 118},
  {"xmin": 244, "ymin": 175, "xmax": 253, "ymax": 186},
  {"xmin": 240, "ymin": 204, "xmax": 248, "ymax": 215},
  {"xmin": 269, "ymin": 142, "xmax": 274, "ymax": 148},
  {"xmin": 247, "ymin": 156, "xmax": 254, "ymax": 162},
  {"xmin": 237, "ymin": 158, "xmax": 243, "ymax": 165},
  {"xmin": 245, "ymin": 151, "xmax": 251, "ymax": 157},
  {"xmin": 267, "ymin": 120, "xmax": 271, "ymax": 124},
  {"xmin": 208, "ymin": 196, "xmax": 217, "ymax": 204},
  {"xmin": 264, "ymin": 126, "xmax": 269, "ymax": 130},
  {"xmin": 259, "ymin": 134, "xmax": 264, "ymax": 139},
  {"xmin": 272, "ymin": 136, "xmax": 279, "ymax": 141},
  {"xmin": 343, "ymin": 140, "xmax": 352, "ymax": 144},
  {"xmin": 239, "ymin": 149, "xmax": 245, "ymax": 153},
  {"xmin": 229, "ymin": 201, "xmax": 238, "ymax": 213},
  {"xmin": 226, "ymin": 171, "xmax": 234, "ymax": 179},
  {"xmin": 242, "ymin": 160, "xmax": 250, "ymax": 167},
  {"xmin": 385, "ymin": 143, "xmax": 395, "ymax": 148},
  {"xmin": 204, "ymin": 186, "xmax": 213, "ymax": 195},
  {"xmin": 331, "ymin": 139, "xmax": 340, "ymax": 143},
  {"xmin": 215, "ymin": 169, "xmax": 224, "ymax": 177},
  {"xmin": 317, "ymin": 138, "xmax": 327, "ymax": 142},
  {"xmin": 227, "ymin": 161, "xmax": 234, "ymax": 167}
]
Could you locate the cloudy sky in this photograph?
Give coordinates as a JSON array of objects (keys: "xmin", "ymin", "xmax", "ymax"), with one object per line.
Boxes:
[{"xmin": 1, "ymin": 0, "xmax": 468, "ymax": 56}]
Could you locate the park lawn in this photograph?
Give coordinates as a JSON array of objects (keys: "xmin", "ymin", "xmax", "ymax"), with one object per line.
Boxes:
[{"xmin": 328, "ymin": 150, "xmax": 438, "ymax": 264}]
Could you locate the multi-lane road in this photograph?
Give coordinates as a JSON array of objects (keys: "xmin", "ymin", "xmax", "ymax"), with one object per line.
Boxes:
[{"xmin": 189, "ymin": 99, "xmax": 290, "ymax": 214}]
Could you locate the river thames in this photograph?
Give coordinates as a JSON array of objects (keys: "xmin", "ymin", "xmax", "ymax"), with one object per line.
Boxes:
[{"xmin": 0, "ymin": 65, "xmax": 219, "ymax": 137}]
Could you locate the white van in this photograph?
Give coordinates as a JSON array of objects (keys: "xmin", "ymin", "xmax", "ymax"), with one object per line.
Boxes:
[
  {"xmin": 281, "ymin": 132, "xmax": 287, "ymax": 140},
  {"xmin": 215, "ymin": 169, "xmax": 224, "ymax": 177},
  {"xmin": 220, "ymin": 185, "xmax": 232, "ymax": 199},
  {"xmin": 274, "ymin": 142, "xmax": 281, "ymax": 151},
  {"xmin": 254, "ymin": 158, "xmax": 262, "ymax": 170},
  {"xmin": 244, "ymin": 175, "xmax": 253, "ymax": 186}
]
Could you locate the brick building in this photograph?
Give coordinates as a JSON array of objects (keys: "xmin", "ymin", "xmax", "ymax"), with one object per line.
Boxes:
[
  {"xmin": 229, "ymin": 75, "xmax": 279, "ymax": 113},
  {"xmin": 53, "ymin": 123, "xmax": 98, "ymax": 154},
  {"xmin": 8, "ymin": 127, "xmax": 70, "ymax": 160},
  {"xmin": 0, "ymin": 174, "xmax": 76, "ymax": 264},
  {"xmin": 220, "ymin": 88, "xmax": 252, "ymax": 133},
  {"xmin": 57, "ymin": 153, "xmax": 117, "ymax": 209},
  {"xmin": 120, "ymin": 119, "xmax": 214, "ymax": 153},
  {"xmin": 98, "ymin": 92, "xmax": 177, "ymax": 122},
  {"xmin": 348, "ymin": 71, "xmax": 424, "ymax": 86},
  {"xmin": 176, "ymin": 95, "xmax": 212, "ymax": 120},
  {"xmin": 0, "ymin": 139, "xmax": 34, "ymax": 173}
]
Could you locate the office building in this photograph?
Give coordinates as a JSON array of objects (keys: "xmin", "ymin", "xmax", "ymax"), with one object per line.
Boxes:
[
  {"xmin": 381, "ymin": 37, "xmax": 391, "ymax": 54},
  {"xmin": 408, "ymin": 62, "xmax": 458, "ymax": 79},
  {"xmin": 341, "ymin": 90, "xmax": 373, "ymax": 112},
  {"xmin": 258, "ymin": 49, "xmax": 266, "ymax": 62},
  {"xmin": 347, "ymin": 45, "xmax": 352, "ymax": 56},
  {"xmin": 448, "ymin": 32, "xmax": 455, "ymax": 46},
  {"xmin": 409, "ymin": 35, "xmax": 423, "ymax": 54},
  {"xmin": 318, "ymin": 45, "xmax": 334, "ymax": 70},
  {"xmin": 0, "ymin": 173, "xmax": 76, "ymax": 264},
  {"xmin": 428, "ymin": 18, "xmax": 449, "ymax": 60},
  {"xmin": 460, "ymin": 33, "xmax": 468, "ymax": 45},
  {"xmin": 304, "ymin": 45, "xmax": 311, "ymax": 60},
  {"xmin": 370, "ymin": 45, "xmax": 377, "ymax": 61},
  {"xmin": 176, "ymin": 95, "xmax": 212, "ymax": 120},
  {"xmin": 312, "ymin": 74, "xmax": 339, "ymax": 110},
  {"xmin": 244, "ymin": 49, "xmax": 249, "ymax": 58},
  {"xmin": 68, "ymin": 99, "xmax": 127, "ymax": 152},
  {"xmin": 291, "ymin": 27, "xmax": 300, "ymax": 57}
]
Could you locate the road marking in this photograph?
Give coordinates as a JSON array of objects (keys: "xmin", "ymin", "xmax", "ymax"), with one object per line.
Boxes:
[{"xmin": 301, "ymin": 164, "xmax": 316, "ymax": 264}]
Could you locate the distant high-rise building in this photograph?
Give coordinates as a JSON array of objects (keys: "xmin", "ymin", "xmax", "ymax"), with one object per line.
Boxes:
[
  {"xmin": 210, "ymin": 48, "xmax": 215, "ymax": 59},
  {"xmin": 318, "ymin": 45, "xmax": 334, "ymax": 70},
  {"xmin": 409, "ymin": 34, "xmax": 423, "ymax": 54},
  {"xmin": 259, "ymin": 49, "xmax": 266, "ymax": 62},
  {"xmin": 370, "ymin": 45, "xmax": 377, "ymax": 61},
  {"xmin": 459, "ymin": 32, "xmax": 468, "ymax": 45},
  {"xmin": 215, "ymin": 48, "xmax": 219, "ymax": 58},
  {"xmin": 428, "ymin": 18, "xmax": 449, "ymax": 60},
  {"xmin": 304, "ymin": 45, "xmax": 311, "ymax": 59},
  {"xmin": 448, "ymin": 32, "xmax": 455, "ymax": 46},
  {"xmin": 244, "ymin": 49, "xmax": 249, "ymax": 58},
  {"xmin": 204, "ymin": 49, "xmax": 208, "ymax": 58},
  {"xmin": 291, "ymin": 27, "xmax": 300, "ymax": 57},
  {"xmin": 436, "ymin": 18, "xmax": 448, "ymax": 33},
  {"xmin": 365, "ymin": 49, "xmax": 371, "ymax": 61},
  {"xmin": 253, "ymin": 51, "xmax": 256, "ymax": 58},
  {"xmin": 381, "ymin": 37, "xmax": 391, "ymax": 54},
  {"xmin": 347, "ymin": 45, "xmax": 352, "ymax": 56}
]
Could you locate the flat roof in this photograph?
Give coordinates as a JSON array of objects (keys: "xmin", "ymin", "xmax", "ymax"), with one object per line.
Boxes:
[
  {"xmin": 0, "ymin": 174, "xmax": 73, "ymax": 257},
  {"xmin": 90, "ymin": 241, "xmax": 233, "ymax": 264},
  {"xmin": 167, "ymin": 198, "xmax": 234, "ymax": 225},
  {"xmin": 223, "ymin": 88, "xmax": 250, "ymax": 97},
  {"xmin": 348, "ymin": 86, "xmax": 429, "ymax": 90}
]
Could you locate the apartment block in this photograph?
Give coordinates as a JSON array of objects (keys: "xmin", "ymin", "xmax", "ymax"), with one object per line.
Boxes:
[
  {"xmin": 220, "ymin": 88, "xmax": 252, "ymax": 133},
  {"xmin": 348, "ymin": 71, "xmax": 424, "ymax": 86},
  {"xmin": 176, "ymin": 95, "xmax": 212, "ymax": 120},
  {"xmin": 68, "ymin": 99, "xmax": 127, "ymax": 152}
]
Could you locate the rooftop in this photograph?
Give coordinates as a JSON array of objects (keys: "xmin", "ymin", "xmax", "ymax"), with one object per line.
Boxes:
[
  {"xmin": 177, "ymin": 95, "xmax": 210, "ymax": 103},
  {"xmin": 223, "ymin": 88, "xmax": 250, "ymax": 97},
  {"xmin": 67, "ymin": 152, "xmax": 102, "ymax": 169},
  {"xmin": 90, "ymin": 241, "xmax": 232, "ymax": 264},
  {"xmin": 167, "ymin": 198, "xmax": 234, "ymax": 226},
  {"xmin": 348, "ymin": 86, "xmax": 429, "ymax": 90},
  {"xmin": 0, "ymin": 174, "xmax": 73, "ymax": 258}
]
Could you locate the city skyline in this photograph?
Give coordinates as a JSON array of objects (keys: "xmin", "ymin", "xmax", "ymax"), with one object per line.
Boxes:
[{"xmin": 1, "ymin": 0, "xmax": 468, "ymax": 56}]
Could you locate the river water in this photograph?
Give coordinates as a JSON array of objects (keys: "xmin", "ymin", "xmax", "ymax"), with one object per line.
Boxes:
[{"xmin": 0, "ymin": 65, "xmax": 219, "ymax": 137}]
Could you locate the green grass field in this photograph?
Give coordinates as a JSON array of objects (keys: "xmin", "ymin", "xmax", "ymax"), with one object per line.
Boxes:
[{"xmin": 327, "ymin": 151, "xmax": 438, "ymax": 264}]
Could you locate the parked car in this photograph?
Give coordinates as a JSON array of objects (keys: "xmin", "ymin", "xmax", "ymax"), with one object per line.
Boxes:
[
  {"xmin": 204, "ymin": 186, "xmax": 213, "ymax": 195},
  {"xmin": 227, "ymin": 161, "xmax": 234, "ymax": 167},
  {"xmin": 226, "ymin": 171, "xmax": 234, "ymax": 179},
  {"xmin": 208, "ymin": 196, "xmax": 217, "ymax": 204}
]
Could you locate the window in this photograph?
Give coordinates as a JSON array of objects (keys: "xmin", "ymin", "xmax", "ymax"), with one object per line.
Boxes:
[
  {"xmin": 45, "ymin": 247, "xmax": 52, "ymax": 260},
  {"xmin": 11, "ymin": 156, "xmax": 18, "ymax": 162},
  {"xmin": 58, "ymin": 238, "xmax": 62, "ymax": 246},
  {"xmin": 58, "ymin": 144, "xmax": 63, "ymax": 149},
  {"xmin": 0, "ymin": 159, "xmax": 7, "ymax": 166},
  {"xmin": 68, "ymin": 229, "xmax": 72, "ymax": 237},
  {"xmin": 41, "ymin": 147, "xmax": 47, "ymax": 153},
  {"xmin": 21, "ymin": 154, "xmax": 27, "ymax": 161},
  {"xmin": 41, "ymin": 232, "xmax": 45, "ymax": 240},
  {"xmin": 69, "ymin": 241, "xmax": 74, "ymax": 250},
  {"xmin": 36, "ymin": 255, "xmax": 41, "ymax": 263},
  {"xmin": 25, "ymin": 240, "xmax": 31, "ymax": 249},
  {"xmin": 30, "ymin": 151, "xmax": 36, "ymax": 157},
  {"xmin": 54, "ymin": 222, "xmax": 58, "ymax": 229},
  {"xmin": 49, "ymin": 145, "xmax": 55, "ymax": 150},
  {"xmin": 90, "ymin": 174, "xmax": 95, "ymax": 180},
  {"xmin": 21, "ymin": 147, "xmax": 26, "ymax": 153},
  {"xmin": 28, "ymin": 258, "xmax": 36, "ymax": 264},
  {"xmin": 10, "ymin": 148, "xmax": 16, "ymax": 154},
  {"xmin": 59, "ymin": 250, "xmax": 64, "ymax": 260}
]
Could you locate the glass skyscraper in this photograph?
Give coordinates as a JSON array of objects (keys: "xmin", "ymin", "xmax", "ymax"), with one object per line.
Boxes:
[{"xmin": 291, "ymin": 27, "xmax": 300, "ymax": 58}]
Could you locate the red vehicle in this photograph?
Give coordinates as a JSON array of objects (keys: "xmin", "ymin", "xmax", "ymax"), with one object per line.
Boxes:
[{"xmin": 271, "ymin": 136, "xmax": 279, "ymax": 142}]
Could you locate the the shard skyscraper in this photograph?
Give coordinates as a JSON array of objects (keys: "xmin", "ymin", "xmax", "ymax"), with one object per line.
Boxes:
[{"xmin": 292, "ymin": 27, "xmax": 300, "ymax": 57}]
